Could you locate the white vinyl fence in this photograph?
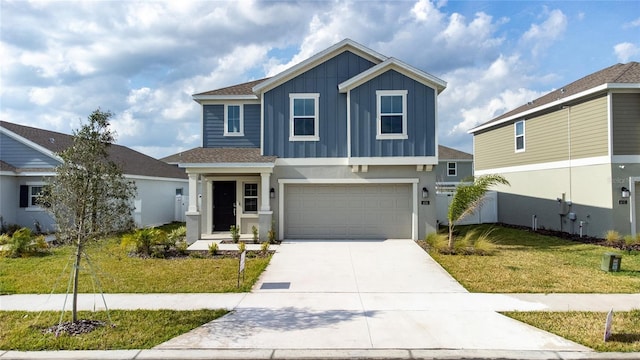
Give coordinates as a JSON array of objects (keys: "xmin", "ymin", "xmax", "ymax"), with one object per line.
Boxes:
[{"xmin": 436, "ymin": 191, "xmax": 498, "ymax": 226}]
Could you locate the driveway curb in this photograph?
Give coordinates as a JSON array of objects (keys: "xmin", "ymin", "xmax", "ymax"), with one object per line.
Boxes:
[{"xmin": 1, "ymin": 349, "xmax": 639, "ymax": 360}]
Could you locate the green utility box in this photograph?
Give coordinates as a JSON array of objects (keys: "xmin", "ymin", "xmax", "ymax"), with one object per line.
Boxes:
[{"xmin": 601, "ymin": 253, "xmax": 622, "ymax": 272}]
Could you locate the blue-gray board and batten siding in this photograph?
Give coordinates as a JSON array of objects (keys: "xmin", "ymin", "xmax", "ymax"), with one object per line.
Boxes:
[
  {"xmin": 0, "ymin": 133, "xmax": 61, "ymax": 168},
  {"xmin": 350, "ymin": 70, "xmax": 436, "ymax": 157},
  {"xmin": 262, "ymin": 51, "xmax": 376, "ymax": 158},
  {"xmin": 203, "ymin": 104, "xmax": 261, "ymax": 148}
]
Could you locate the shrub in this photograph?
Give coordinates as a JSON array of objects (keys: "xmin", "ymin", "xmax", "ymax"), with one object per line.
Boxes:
[
  {"xmin": 425, "ymin": 232, "xmax": 448, "ymax": 253},
  {"xmin": 238, "ymin": 241, "xmax": 246, "ymax": 253},
  {"xmin": 0, "ymin": 233, "xmax": 9, "ymax": 245},
  {"xmin": 604, "ymin": 230, "xmax": 621, "ymax": 245},
  {"xmin": 230, "ymin": 225, "xmax": 240, "ymax": 243},
  {"xmin": 454, "ymin": 230, "xmax": 474, "ymax": 255},
  {"xmin": 121, "ymin": 228, "xmax": 168, "ymax": 257},
  {"xmin": 208, "ymin": 242, "xmax": 219, "ymax": 256},
  {"xmin": 168, "ymin": 226, "xmax": 186, "ymax": 243},
  {"xmin": 175, "ymin": 240, "xmax": 188, "ymax": 255},
  {"xmin": 8, "ymin": 228, "xmax": 35, "ymax": 257},
  {"xmin": 267, "ymin": 221, "xmax": 277, "ymax": 244},
  {"xmin": 472, "ymin": 230, "xmax": 497, "ymax": 256},
  {"xmin": 260, "ymin": 241, "xmax": 270, "ymax": 254},
  {"xmin": 251, "ymin": 225, "xmax": 258, "ymax": 244}
]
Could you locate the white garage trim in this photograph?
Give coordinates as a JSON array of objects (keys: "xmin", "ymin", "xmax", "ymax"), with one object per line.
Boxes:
[{"xmin": 278, "ymin": 178, "xmax": 419, "ymax": 240}]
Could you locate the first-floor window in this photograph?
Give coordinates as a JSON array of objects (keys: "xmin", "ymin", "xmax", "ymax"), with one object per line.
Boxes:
[
  {"xmin": 30, "ymin": 186, "xmax": 43, "ymax": 206},
  {"xmin": 20, "ymin": 184, "xmax": 45, "ymax": 209},
  {"xmin": 244, "ymin": 183, "xmax": 258, "ymax": 213},
  {"xmin": 447, "ymin": 162, "xmax": 457, "ymax": 176}
]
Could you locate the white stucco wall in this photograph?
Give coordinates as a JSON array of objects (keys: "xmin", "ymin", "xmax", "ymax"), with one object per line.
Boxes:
[{"xmin": 130, "ymin": 177, "xmax": 188, "ymax": 228}]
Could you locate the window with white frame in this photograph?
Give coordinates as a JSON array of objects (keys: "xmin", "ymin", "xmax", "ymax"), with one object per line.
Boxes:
[
  {"xmin": 224, "ymin": 104, "xmax": 244, "ymax": 136},
  {"xmin": 515, "ymin": 120, "xmax": 525, "ymax": 152},
  {"xmin": 30, "ymin": 185, "xmax": 43, "ymax": 207},
  {"xmin": 447, "ymin": 162, "xmax": 457, "ymax": 176},
  {"xmin": 377, "ymin": 90, "xmax": 408, "ymax": 139},
  {"xmin": 243, "ymin": 183, "xmax": 258, "ymax": 213},
  {"xmin": 289, "ymin": 93, "xmax": 319, "ymax": 141}
]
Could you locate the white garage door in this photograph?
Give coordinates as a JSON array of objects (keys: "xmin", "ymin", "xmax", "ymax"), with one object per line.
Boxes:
[{"xmin": 284, "ymin": 184, "xmax": 412, "ymax": 239}]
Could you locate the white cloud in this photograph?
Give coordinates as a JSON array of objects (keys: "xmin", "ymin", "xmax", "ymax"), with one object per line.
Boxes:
[
  {"xmin": 624, "ymin": 17, "xmax": 640, "ymax": 28},
  {"xmin": 521, "ymin": 9, "xmax": 567, "ymax": 57},
  {"xmin": 614, "ymin": 42, "xmax": 639, "ymax": 63}
]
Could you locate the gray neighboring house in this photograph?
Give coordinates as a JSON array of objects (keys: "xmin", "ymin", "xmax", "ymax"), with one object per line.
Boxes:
[
  {"xmin": 163, "ymin": 39, "xmax": 448, "ymax": 242},
  {"xmin": 469, "ymin": 62, "xmax": 640, "ymax": 238},
  {"xmin": 0, "ymin": 120, "xmax": 188, "ymax": 232},
  {"xmin": 435, "ymin": 145, "xmax": 473, "ymax": 192}
]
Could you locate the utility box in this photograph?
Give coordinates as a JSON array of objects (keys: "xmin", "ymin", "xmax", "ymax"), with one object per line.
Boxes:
[{"xmin": 601, "ymin": 253, "xmax": 622, "ymax": 272}]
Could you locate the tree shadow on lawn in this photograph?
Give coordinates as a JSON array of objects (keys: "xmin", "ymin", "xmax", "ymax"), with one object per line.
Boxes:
[{"xmin": 609, "ymin": 332, "xmax": 640, "ymax": 343}]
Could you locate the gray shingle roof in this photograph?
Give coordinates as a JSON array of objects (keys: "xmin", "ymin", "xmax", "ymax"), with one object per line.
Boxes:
[
  {"xmin": 0, "ymin": 120, "xmax": 186, "ymax": 179},
  {"xmin": 480, "ymin": 61, "xmax": 640, "ymax": 128},
  {"xmin": 161, "ymin": 147, "xmax": 276, "ymax": 164},
  {"xmin": 438, "ymin": 145, "xmax": 473, "ymax": 160},
  {"xmin": 194, "ymin": 78, "xmax": 270, "ymax": 96}
]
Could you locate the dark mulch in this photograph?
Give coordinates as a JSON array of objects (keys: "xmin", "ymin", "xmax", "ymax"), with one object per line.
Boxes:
[
  {"xmin": 495, "ymin": 223, "xmax": 640, "ymax": 251},
  {"xmin": 43, "ymin": 319, "xmax": 108, "ymax": 336}
]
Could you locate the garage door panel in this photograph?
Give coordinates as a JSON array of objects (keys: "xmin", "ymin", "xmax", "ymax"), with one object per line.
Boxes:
[{"xmin": 284, "ymin": 184, "xmax": 412, "ymax": 239}]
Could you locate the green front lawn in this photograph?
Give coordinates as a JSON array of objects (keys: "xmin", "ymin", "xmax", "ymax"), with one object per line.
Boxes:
[
  {"xmin": 0, "ymin": 235, "xmax": 270, "ymax": 294},
  {"xmin": 0, "ymin": 309, "xmax": 227, "ymax": 350},
  {"xmin": 419, "ymin": 225, "xmax": 640, "ymax": 293},
  {"xmin": 505, "ymin": 310, "xmax": 640, "ymax": 352}
]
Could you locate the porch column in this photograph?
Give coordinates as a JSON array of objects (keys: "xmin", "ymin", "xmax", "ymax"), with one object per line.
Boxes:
[
  {"xmin": 186, "ymin": 173, "xmax": 201, "ymax": 244},
  {"xmin": 258, "ymin": 172, "xmax": 273, "ymax": 242}
]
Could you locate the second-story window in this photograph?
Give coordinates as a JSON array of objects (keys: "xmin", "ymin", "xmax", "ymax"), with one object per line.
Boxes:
[
  {"xmin": 289, "ymin": 93, "xmax": 320, "ymax": 141},
  {"xmin": 377, "ymin": 90, "xmax": 408, "ymax": 140},
  {"xmin": 447, "ymin": 162, "xmax": 457, "ymax": 176},
  {"xmin": 224, "ymin": 104, "xmax": 244, "ymax": 136},
  {"xmin": 515, "ymin": 120, "xmax": 525, "ymax": 152}
]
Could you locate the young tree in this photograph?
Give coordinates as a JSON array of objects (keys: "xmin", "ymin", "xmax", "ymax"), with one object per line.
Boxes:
[
  {"xmin": 40, "ymin": 109, "xmax": 136, "ymax": 322},
  {"xmin": 447, "ymin": 174, "xmax": 509, "ymax": 249}
]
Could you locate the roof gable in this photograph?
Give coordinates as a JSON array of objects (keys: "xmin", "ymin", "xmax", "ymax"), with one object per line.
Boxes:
[
  {"xmin": 339, "ymin": 57, "xmax": 447, "ymax": 94},
  {"xmin": 438, "ymin": 145, "xmax": 473, "ymax": 161},
  {"xmin": 470, "ymin": 62, "xmax": 640, "ymax": 133},
  {"xmin": 0, "ymin": 121, "xmax": 186, "ymax": 180},
  {"xmin": 251, "ymin": 38, "xmax": 387, "ymax": 94}
]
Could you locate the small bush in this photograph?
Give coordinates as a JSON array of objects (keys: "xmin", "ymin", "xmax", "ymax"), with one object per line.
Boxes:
[
  {"xmin": 251, "ymin": 225, "xmax": 258, "ymax": 244},
  {"xmin": 425, "ymin": 232, "xmax": 448, "ymax": 253},
  {"xmin": 168, "ymin": 226, "xmax": 186, "ymax": 243},
  {"xmin": 0, "ymin": 233, "xmax": 9, "ymax": 245},
  {"xmin": 121, "ymin": 228, "xmax": 168, "ymax": 257},
  {"xmin": 230, "ymin": 225, "xmax": 240, "ymax": 243},
  {"xmin": 260, "ymin": 241, "xmax": 270, "ymax": 254},
  {"xmin": 175, "ymin": 240, "xmax": 188, "ymax": 255},
  {"xmin": 238, "ymin": 241, "xmax": 246, "ymax": 253},
  {"xmin": 472, "ymin": 232, "xmax": 497, "ymax": 256},
  {"xmin": 604, "ymin": 230, "xmax": 621, "ymax": 245},
  {"xmin": 208, "ymin": 242, "xmax": 218, "ymax": 256},
  {"xmin": 267, "ymin": 221, "xmax": 277, "ymax": 244},
  {"xmin": 8, "ymin": 228, "xmax": 34, "ymax": 257}
]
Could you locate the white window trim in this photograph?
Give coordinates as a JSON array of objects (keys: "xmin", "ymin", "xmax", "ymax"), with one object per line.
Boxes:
[
  {"xmin": 447, "ymin": 162, "xmax": 457, "ymax": 177},
  {"xmin": 243, "ymin": 182, "xmax": 259, "ymax": 214},
  {"xmin": 224, "ymin": 104, "xmax": 244, "ymax": 137},
  {"xmin": 289, "ymin": 93, "xmax": 320, "ymax": 141},
  {"xmin": 25, "ymin": 182, "xmax": 45, "ymax": 212},
  {"xmin": 376, "ymin": 90, "xmax": 408, "ymax": 140},
  {"xmin": 515, "ymin": 120, "xmax": 525, "ymax": 152}
]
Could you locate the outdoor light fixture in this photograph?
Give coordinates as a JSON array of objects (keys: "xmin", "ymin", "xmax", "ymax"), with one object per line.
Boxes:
[
  {"xmin": 422, "ymin": 187, "xmax": 429, "ymax": 199},
  {"xmin": 621, "ymin": 187, "xmax": 630, "ymax": 198},
  {"xmin": 270, "ymin": 187, "xmax": 275, "ymax": 199}
]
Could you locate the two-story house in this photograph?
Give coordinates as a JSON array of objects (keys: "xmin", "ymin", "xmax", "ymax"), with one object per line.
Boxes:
[
  {"xmin": 167, "ymin": 39, "xmax": 447, "ymax": 242},
  {"xmin": 469, "ymin": 62, "xmax": 640, "ymax": 238},
  {"xmin": 0, "ymin": 121, "xmax": 188, "ymax": 232}
]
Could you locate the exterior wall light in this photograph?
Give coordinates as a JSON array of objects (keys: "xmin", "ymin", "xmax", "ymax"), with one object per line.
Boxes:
[
  {"xmin": 621, "ymin": 187, "xmax": 630, "ymax": 198},
  {"xmin": 270, "ymin": 187, "xmax": 275, "ymax": 199},
  {"xmin": 422, "ymin": 187, "xmax": 429, "ymax": 199}
]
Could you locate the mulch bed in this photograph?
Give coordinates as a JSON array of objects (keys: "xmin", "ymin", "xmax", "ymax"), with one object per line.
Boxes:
[{"xmin": 43, "ymin": 319, "xmax": 109, "ymax": 336}]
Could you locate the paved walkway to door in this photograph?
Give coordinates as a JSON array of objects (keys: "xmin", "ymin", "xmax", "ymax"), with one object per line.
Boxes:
[{"xmin": 154, "ymin": 240, "xmax": 592, "ymax": 351}]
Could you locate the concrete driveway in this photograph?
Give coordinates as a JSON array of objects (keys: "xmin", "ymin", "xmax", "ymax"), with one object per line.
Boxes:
[{"xmin": 157, "ymin": 240, "xmax": 589, "ymax": 351}]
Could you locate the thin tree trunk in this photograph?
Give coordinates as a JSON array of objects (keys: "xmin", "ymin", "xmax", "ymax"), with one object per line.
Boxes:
[
  {"xmin": 72, "ymin": 235, "xmax": 82, "ymax": 322},
  {"xmin": 448, "ymin": 223, "xmax": 454, "ymax": 250}
]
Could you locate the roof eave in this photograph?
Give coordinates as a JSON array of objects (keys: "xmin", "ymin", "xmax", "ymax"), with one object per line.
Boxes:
[
  {"xmin": 192, "ymin": 94, "xmax": 259, "ymax": 103},
  {"xmin": 178, "ymin": 162, "xmax": 276, "ymax": 168},
  {"xmin": 252, "ymin": 39, "xmax": 388, "ymax": 94},
  {"xmin": 468, "ymin": 83, "xmax": 640, "ymax": 134},
  {"xmin": 0, "ymin": 126, "xmax": 64, "ymax": 163}
]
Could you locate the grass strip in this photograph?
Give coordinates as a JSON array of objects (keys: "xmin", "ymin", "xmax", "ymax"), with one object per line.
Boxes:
[
  {"xmin": 504, "ymin": 310, "xmax": 640, "ymax": 352},
  {"xmin": 0, "ymin": 309, "xmax": 227, "ymax": 350},
  {"xmin": 419, "ymin": 225, "xmax": 640, "ymax": 293}
]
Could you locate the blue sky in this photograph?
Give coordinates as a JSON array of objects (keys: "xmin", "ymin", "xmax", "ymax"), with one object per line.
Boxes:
[{"xmin": 1, "ymin": 0, "xmax": 638, "ymax": 158}]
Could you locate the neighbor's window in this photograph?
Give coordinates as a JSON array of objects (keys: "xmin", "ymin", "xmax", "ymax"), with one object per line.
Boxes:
[
  {"xmin": 30, "ymin": 186, "xmax": 43, "ymax": 207},
  {"xmin": 377, "ymin": 90, "xmax": 408, "ymax": 140},
  {"xmin": 515, "ymin": 120, "xmax": 525, "ymax": 152},
  {"xmin": 447, "ymin": 162, "xmax": 457, "ymax": 176},
  {"xmin": 224, "ymin": 104, "xmax": 244, "ymax": 136},
  {"xmin": 243, "ymin": 183, "xmax": 258, "ymax": 213},
  {"xmin": 289, "ymin": 93, "xmax": 320, "ymax": 141}
]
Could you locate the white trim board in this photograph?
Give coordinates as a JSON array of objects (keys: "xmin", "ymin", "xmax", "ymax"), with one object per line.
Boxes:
[{"xmin": 474, "ymin": 156, "xmax": 610, "ymax": 175}]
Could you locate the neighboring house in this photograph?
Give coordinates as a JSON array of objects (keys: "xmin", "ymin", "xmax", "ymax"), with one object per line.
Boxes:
[
  {"xmin": 163, "ymin": 39, "xmax": 447, "ymax": 242},
  {"xmin": 0, "ymin": 120, "xmax": 188, "ymax": 232},
  {"xmin": 469, "ymin": 62, "xmax": 640, "ymax": 238},
  {"xmin": 435, "ymin": 145, "xmax": 473, "ymax": 192}
]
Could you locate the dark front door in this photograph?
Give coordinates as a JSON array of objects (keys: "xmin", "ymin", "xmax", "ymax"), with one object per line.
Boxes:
[{"xmin": 213, "ymin": 181, "xmax": 236, "ymax": 231}]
